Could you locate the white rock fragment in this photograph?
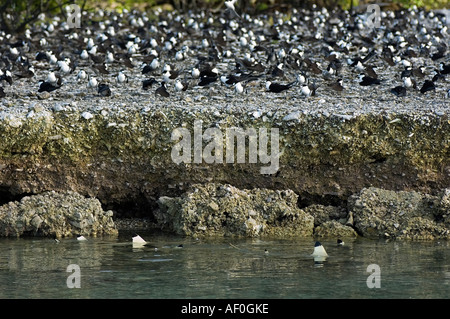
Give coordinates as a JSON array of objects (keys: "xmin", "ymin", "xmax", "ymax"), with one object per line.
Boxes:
[
  {"xmin": 334, "ymin": 113, "xmax": 353, "ymax": 121},
  {"xmin": 53, "ymin": 104, "xmax": 64, "ymax": 112},
  {"xmin": 81, "ymin": 111, "xmax": 94, "ymax": 120},
  {"xmin": 283, "ymin": 111, "xmax": 301, "ymax": 121},
  {"xmin": 252, "ymin": 110, "xmax": 262, "ymax": 119},
  {"xmin": 5, "ymin": 114, "xmax": 23, "ymax": 128}
]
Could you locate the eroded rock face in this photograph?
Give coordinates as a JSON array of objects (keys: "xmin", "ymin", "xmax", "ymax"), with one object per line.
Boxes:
[
  {"xmin": 0, "ymin": 191, "xmax": 117, "ymax": 238},
  {"xmin": 349, "ymin": 187, "xmax": 450, "ymax": 240},
  {"xmin": 314, "ymin": 220, "xmax": 358, "ymax": 238},
  {"xmin": 156, "ymin": 183, "xmax": 314, "ymax": 238},
  {"xmin": 155, "ymin": 184, "xmax": 450, "ymax": 240}
]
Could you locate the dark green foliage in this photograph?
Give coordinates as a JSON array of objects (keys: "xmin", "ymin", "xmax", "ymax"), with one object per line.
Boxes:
[
  {"xmin": 1, "ymin": 0, "xmax": 447, "ymax": 34},
  {"xmin": 0, "ymin": 0, "xmax": 84, "ymax": 33}
]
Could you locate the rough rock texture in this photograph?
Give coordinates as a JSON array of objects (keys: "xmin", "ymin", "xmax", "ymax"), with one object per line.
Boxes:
[
  {"xmin": 0, "ymin": 191, "xmax": 117, "ymax": 238},
  {"xmin": 0, "ymin": 7, "xmax": 448, "ymax": 239},
  {"xmin": 153, "ymin": 183, "xmax": 450, "ymax": 239},
  {"xmin": 349, "ymin": 187, "xmax": 450, "ymax": 240},
  {"xmin": 155, "ymin": 183, "xmax": 314, "ymax": 237},
  {"xmin": 0, "ymin": 108, "xmax": 448, "ymax": 217},
  {"xmin": 313, "ymin": 220, "xmax": 358, "ymax": 238},
  {"xmin": 303, "ymin": 204, "xmax": 348, "ymax": 226}
]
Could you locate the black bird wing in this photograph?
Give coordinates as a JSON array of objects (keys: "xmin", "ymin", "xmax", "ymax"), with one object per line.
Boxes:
[
  {"xmin": 142, "ymin": 78, "xmax": 157, "ymax": 90},
  {"xmin": 155, "ymin": 84, "xmax": 170, "ymax": 97},
  {"xmin": 420, "ymin": 80, "xmax": 435, "ymax": 94},
  {"xmin": 198, "ymin": 76, "xmax": 217, "ymax": 86}
]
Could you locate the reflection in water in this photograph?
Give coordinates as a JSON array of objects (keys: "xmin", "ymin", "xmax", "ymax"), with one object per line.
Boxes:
[
  {"xmin": 311, "ymin": 241, "xmax": 328, "ymax": 267},
  {"xmin": 0, "ymin": 232, "xmax": 450, "ymax": 298},
  {"xmin": 313, "ymin": 256, "xmax": 327, "ymax": 267}
]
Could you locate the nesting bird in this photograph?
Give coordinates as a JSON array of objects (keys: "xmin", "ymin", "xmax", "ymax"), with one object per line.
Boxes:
[
  {"xmin": 390, "ymin": 86, "xmax": 407, "ymax": 97},
  {"xmin": 38, "ymin": 80, "xmax": 60, "ymax": 92},
  {"xmin": 116, "ymin": 71, "xmax": 128, "ymax": 84},
  {"xmin": 87, "ymin": 75, "xmax": 98, "ymax": 90},
  {"xmin": 155, "ymin": 82, "xmax": 170, "ymax": 97},
  {"xmin": 234, "ymin": 82, "xmax": 244, "ymax": 94},
  {"xmin": 265, "ymin": 80, "xmax": 296, "ymax": 93},
  {"xmin": 420, "ymin": 80, "xmax": 436, "ymax": 94},
  {"xmin": 98, "ymin": 83, "xmax": 111, "ymax": 96},
  {"xmin": 330, "ymin": 78, "xmax": 344, "ymax": 91},
  {"xmin": 359, "ymin": 74, "xmax": 381, "ymax": 86}
]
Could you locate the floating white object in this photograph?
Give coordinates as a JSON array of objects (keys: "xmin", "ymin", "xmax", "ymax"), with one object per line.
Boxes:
[
  {"xmin": 311, "ymin": 241, "xmax": 328, "ymax": 257},
  {"xmin": 132, "ymin": 234, "xmax": 146, "ymax": 244}
]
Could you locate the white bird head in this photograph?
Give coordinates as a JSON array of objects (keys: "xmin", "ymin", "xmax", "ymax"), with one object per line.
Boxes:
[
  {"xmin": 175, "ymin": 80, "xmax": 184, "ymax": 91},
  {"xmin": 301, "ymin": 84, "xmax": 311, "ymax": 96},
  {"xmin": 225, "ymin": 0, "xmax": 237, "ymax": 10},
  {"xmin": 192, "ymin": 68, "xmax": 200, "ymax": 78},
  {"xmin": 235, "ymin": 82, "xmax": 244, "ymax": 94}
]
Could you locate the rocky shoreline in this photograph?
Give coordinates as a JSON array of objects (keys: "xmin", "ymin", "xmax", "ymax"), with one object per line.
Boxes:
[
  {"xmin": 0, "ymin": 6, "xmax": 449, "ymax": 239},
  {"xmin": 1, "ymin": 185, "xmax": 450, "ymax": 240}
]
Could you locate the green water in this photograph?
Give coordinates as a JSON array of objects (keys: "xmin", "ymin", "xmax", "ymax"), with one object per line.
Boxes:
[{"xmin": 0, "ymin": 230, "xmax": 449, "ymax": 299}]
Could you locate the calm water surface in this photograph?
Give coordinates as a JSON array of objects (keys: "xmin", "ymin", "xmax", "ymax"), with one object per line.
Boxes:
[{"xmin": 1, "ymin": 230, "xmax": 449, "ymax": 299}]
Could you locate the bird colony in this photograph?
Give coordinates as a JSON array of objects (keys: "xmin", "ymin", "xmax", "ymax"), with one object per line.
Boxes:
[{"xmin": 0, "ymin": 4, "xmax": 448, "ymax": 119}]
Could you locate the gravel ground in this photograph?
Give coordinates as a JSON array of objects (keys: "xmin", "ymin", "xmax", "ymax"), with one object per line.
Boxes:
[{"xmin": 0, "ymin": 5, "xmax": 448, "ymax": 122}]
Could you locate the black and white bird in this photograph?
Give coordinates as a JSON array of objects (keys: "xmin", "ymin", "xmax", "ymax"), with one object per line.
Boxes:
[
  {"xmin": 0, "ymin": 70, "xmax": 13, "ymax": 85},
  {"xmin": 142, "ymin": 78, "xmax": 157, "ymax": 90},
  {"xmin": 265, "ymin": 80, "xmax": 296, "ymax": 93},
  {"xmin": 224, "ymin": 0, "xmax": 240, "ymax": 19},
  {"xmin": 87, "ymin": 75, "xmax": 98, "ymax": 90},
  {"xmin": 77, "ymin": 70, "xmax": 87, "ymax": 81},
  {"xmin": 174, "ymin": 79, "xmax": 189, "ymax": 92},
  {"xmin": 97, "ymin": 83, "xmax": 111, "ymax": 96},
  {"xmin": 402, "ymin": 76, "xmax": 417, "ymax": 89},
  {"xmin": 330, "ymin": 78, "xmax": 344, "ymax": 92},
  {"xmin": 155, "ymin": 82, "xmax": 170, "ymax": 97},
  {"xmin": 439, "ymin": 62, "xmax": 450, "ymax": 75},
  {"xmin": 420, "ymin": 80, "xmax": 435, "ymax": 94},
  {"xmin": 116, "ymin": 71, "xmax": 128, "ymax": 84},
  {"xmin": 301, "ymin": 80, "xmax": 319, "ymax": 97},
  {"xmin": 198, "ymin": 75, "xmax": 218, "ymax": 87},
  {"xmin": 234, "ymin": 82, "xmax": 244, "ymax": 94},
  {"xmin": 359, "ymin": 74, "xmax": 381, "ymax": 86},
  {"xmin": 390, "ymin": 86, "xmax": 407, "ymax": 97},
  {"xmin": 38, "ymin": 80, "xmax": 60, "ymax": 92}
]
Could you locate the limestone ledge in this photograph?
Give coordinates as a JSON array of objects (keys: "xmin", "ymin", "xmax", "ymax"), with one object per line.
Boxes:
[
  {"xmin": 0, "ymin": 105, "xmax": 449, "ymax": 239},
  {"xmin": 0, "ymin": 106, "xmax": 448, "ymax": 211}
]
